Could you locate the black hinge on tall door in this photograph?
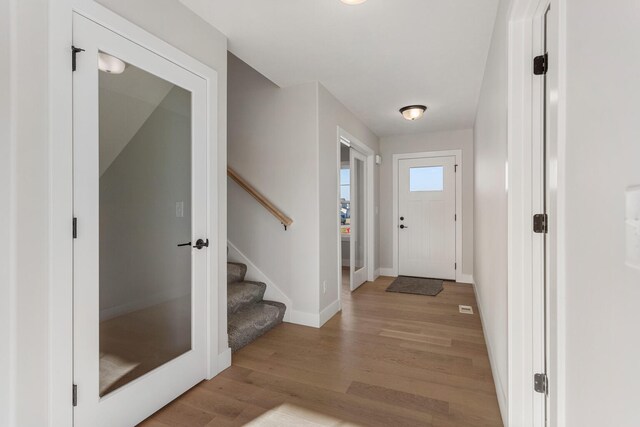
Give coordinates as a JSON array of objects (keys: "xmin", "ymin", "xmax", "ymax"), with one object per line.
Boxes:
[
  {"xmin": 455, "ymin": 263, "xmax": 457, "ymax": 270},
  {"xmin": 72, "ymin": 384, "xmax": 78, "ymax": 407},
  {"xmin": 533, "ymin": 214, "xmax": 548, "ymax": 234},
  {"xmin": 73, "ymin": 217, "xmax": 78, "ymax": 239},
  {"xmin": 534, "ymin": 373, "xmax": 548, "ymax": 394},
  {"xmin": 71, "ymin": 46, "xmax": 85, "ymax": 72},
  {"xmin": 533, "ymin": 53, "xmax": 548, "ymax": 75},
  {"xmin": 454, "ymin": 164, "xmax": 458, "ymax": 172}
]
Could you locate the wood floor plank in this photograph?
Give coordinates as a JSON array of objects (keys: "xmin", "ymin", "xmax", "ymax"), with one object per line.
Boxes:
[{"xmin": 141, "ymin": 277, "xmax": 503, "ymax": 426}]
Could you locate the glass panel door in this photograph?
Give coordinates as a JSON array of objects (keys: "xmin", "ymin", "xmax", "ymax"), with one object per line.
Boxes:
[
  {"xmin": 73, "ymin": 13, "xmax": 210, "ymax": 426},
  {"xmin": 350, "ymin": 149, "xmax": 367, "ymax": 290}
]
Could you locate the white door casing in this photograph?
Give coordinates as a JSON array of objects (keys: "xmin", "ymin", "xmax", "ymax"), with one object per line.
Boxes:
[
  {"xmin": 398, "ymin": 156, "xmax": 456, "ymax": 280},
  {"xmin": 73, "ymin": 14, "xmax": 210, "ymax": 426}
]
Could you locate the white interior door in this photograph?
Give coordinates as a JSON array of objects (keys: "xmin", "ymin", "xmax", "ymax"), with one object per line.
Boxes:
[
  {"xmin": 73, "ymin": 13, "xmax": 209, "ymax": 426},
  {"xmin": 398, "ymin": 156, "xmax": 456, "ymax": 280},
  {"xmin": 350, "ymin": 149, "xmax": 367, "ymax": 290}
]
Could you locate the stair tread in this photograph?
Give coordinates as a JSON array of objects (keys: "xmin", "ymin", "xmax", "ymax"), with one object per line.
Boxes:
[
  {"xmin": 227, "ymin": 262, "xmax": 247, "ymax": 284},
  {"xmin": 227, "ymin": 281, "xmax": 266, "ymax": 314},
  {"xmin": 228, "ymin": 301, "xmax": 286, "ymax": 352}
]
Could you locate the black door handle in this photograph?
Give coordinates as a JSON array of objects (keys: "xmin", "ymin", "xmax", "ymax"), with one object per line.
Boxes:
[
  {"xmin": 193, "ymin": 238, "xmax": 209, "ymax": 250},
  {"xmin": 177, "ymin": 239, "xmax": 209, "ymax": 249},
  {"xmin": 400, "ymin": 224, "xmax": 408, "ymax": 229}
]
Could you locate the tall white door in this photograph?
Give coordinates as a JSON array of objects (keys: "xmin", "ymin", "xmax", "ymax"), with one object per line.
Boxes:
[
  {"xmin": 350, "ymin": 149, "xmax": 368, "ymax": 290},
  {"xmin": 73, "ymin": 14, "xmax": 209, "ymax": 426},
  {"xmin": 398, "ymin": 156, "xmax": 456, "ymax": 280}
]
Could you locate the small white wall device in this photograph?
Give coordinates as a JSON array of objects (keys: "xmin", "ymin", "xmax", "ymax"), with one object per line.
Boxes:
[{"xmin": 626, "ymin": 186, "xmax": 640, "ymax": 270}]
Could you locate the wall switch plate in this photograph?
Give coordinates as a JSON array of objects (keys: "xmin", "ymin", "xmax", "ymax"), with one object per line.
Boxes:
[
  {"xmin": 626, "ymin": 186, "xmax": 640, "ymax": 270},
  {"xmin": 459, "ymin": 305, "xmax": 474, "ymax": 314}
]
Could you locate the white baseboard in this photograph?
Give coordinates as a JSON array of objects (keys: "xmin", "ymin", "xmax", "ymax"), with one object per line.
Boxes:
[
  {"xmin": 100, "ymin": 288, "xmax": 188, "ymax": 321},
  {"xmin": 457, "ymin": 273, "xmax": 474, "ymax": 284},
  {"xmin": 289, "ymin": 310, "xmax": 321, "ymax": 328},
  {"xmin": 319, "ymin": 299, "xmax": 341, "ymax": 327},
  {"xmin": 379, "ymin": 268, "xmax": 396, "ymax": 277},
  {"xmin": 473, "ymin": 280, "xmax": 507, "ymax": 424},
  {"xmin": 373, "ymin": 268, "xmax": 380, "ymax": 280},
  {"xmin": 227, "ymin": 240, "xmax": 292, "ymax": 322}
]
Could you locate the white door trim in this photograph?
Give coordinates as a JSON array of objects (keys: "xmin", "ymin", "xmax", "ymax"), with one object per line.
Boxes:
[
  {"xmin": 392, "ymin": 150, "xmax": 463, "ymax": 282},
  {"xmin": 49, "ymin": 3, "xmax": 226, "ymax": 426},
  {"xmin": 507, "ymin": 0, "xmax": 565, "ymax": 426},
  {"xmin": 336, "ymin": 127, "xmax": 375, "ymax": 304}
]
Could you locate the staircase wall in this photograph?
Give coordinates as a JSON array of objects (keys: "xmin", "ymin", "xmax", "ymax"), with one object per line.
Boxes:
[
  {"xmin": 228, "ymin": 54, "xmax": 380, "ymax": 327},
  {"xmin": 228, "ymin": 53, "xmax": 321, "ymax": 324}
]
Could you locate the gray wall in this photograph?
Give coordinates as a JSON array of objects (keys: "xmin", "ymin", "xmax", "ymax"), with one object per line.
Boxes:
[
  {"xmin": 100, "ymin": 86, "xmax": 192, "ymax": 318},
  {"xmin": 227, "ymin": 53, "xmax": 320, "ymax": 317},
  {"xmin": 318, "ymin": 84, "xmax": 380, "ymax": 313},
  {"xmin": 379, "ymin": 129, "xmax": 474, "ymax": 277}
]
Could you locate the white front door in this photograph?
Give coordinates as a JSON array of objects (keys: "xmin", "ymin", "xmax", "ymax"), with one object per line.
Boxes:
[
  {"xmin": 73, "ymin": 14, "xmax": 209, "ymax": 426},
  {"xmin": 350, "ymin": 149, "xmax": 368, "ymax": 290},
  {"xmin": 398, "ymin": 156, "xmax": 456, "ymax": 280}
]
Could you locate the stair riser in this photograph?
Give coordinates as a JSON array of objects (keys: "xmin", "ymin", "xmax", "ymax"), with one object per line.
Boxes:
[
  {"xmin": 227, "ymin": 281, "xmax": 266, "ymax": 315},
  {"xmin": 227, "ymin": 262, "xmax": 247, "ymax": 284}
]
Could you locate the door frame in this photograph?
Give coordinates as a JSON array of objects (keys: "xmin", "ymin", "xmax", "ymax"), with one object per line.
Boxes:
[
  {"xmin": 336, "ymin": 127, "xmax": 375, "ymax": 301},
  {"xmin": 507, "ymin": 0, "xmax": 565, "ymax": 426},
  {"xmin": 49, "ymin": 3, "xmax": 227, "ymax": 426},
  {"xmin": 391, "ymin": 150, "xmax": 463, "ymax": 283}
]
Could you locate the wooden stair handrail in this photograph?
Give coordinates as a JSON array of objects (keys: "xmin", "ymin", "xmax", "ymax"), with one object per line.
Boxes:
[{"xmin": 227, "ymin": 167, "xmax": 293, "ymax": 230}]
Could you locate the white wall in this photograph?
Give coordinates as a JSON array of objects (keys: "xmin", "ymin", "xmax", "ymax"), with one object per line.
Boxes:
[
  {"xmin": 4, "ymin": 1, "xmax": 229, "ymax": 425},
  {"xmin": 379, "ymin": 129, "xmax": 474, "ymax": 277},
  {"xmin": 1, "ymin": 1, "xmax": 13, "ymax": 425},
  {"xmin": 318, "ymin": 84, "xmax": 380, "ymax": 313},
  {"xmin": 473, "ymin": 0, "xmax": 510, "ymax": 420},
  {"xmin": 563, "ymin": 1, "xmax": 640, "ymax": 425},
  {"xmin": 227, "ymin": 53, "xmax": 321, "ymax": 320}
]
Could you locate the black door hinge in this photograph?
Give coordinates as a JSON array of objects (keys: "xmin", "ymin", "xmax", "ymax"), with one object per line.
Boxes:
[
  {"xmin": 534, "ymin": 373, "xmax": 548, "ymax": 394},
  {"xmin": 73, "ymin": 217, "xmax": 78, "ymax": 239},
  {"xmin": 72, "ymin": 46, "xmax": 85, "ymax": 72},
  {"xmin": 455, "ymin": 263, "xmax": 457, "ymax": 270},
  {"xmin": 533, "ymin": 213, "xmax": 548, "ymax": 234},
  {"xmin": 454, "ymin": 164, "xmax": 458, "ymax": 172},
  {"xmin": 533, "ymin": 53, "xmax": 548, "ymax": 75},
  {"xmin": 72, "ymin": 384, "xmax": 78, "ymax": 406}
]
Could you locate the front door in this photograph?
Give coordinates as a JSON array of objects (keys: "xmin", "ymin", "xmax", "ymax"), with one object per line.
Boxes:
[
  {"xmin": 398, "ymin": 156, "xmax": 456, "ymax": 280},
  {"xmin": 73, "ymin": 14, "xmax": 209, "ymax": 426}
]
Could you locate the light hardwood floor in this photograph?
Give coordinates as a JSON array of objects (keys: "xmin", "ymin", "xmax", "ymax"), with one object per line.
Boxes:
[{"xmin": 140, "ymin": 276, "xmax": 503, "ymax": 426}]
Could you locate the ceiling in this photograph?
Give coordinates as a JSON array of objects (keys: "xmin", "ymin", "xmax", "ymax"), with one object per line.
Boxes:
[{"xmin": 180, "ymin": 0, "xmax": 499, "ymax": 137}]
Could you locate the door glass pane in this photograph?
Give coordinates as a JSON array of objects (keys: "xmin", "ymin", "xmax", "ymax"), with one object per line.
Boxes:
[
  {"xmin": 98, "ymin": 52, "xmax": 192, "ymax": 397},
  {"xmin": 410, "ymin": 166, "xmax": 444, "ymax": 192},
  {"xmin": 354, "ymin": 158, "xmax": 365, "ymax": 271}
]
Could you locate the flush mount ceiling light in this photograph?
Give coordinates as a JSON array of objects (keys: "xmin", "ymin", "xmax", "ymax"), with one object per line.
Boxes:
[
  {"xmin": 340, "ymin": 0, "xmax": 367, "ymax": 4},
  {"xmin": 400, "ymin": 105, "xmax": 427, "ymax": 121},
  {"xmin": 98, "ymin": 52, "xmax": 127, "ymax": 74}
]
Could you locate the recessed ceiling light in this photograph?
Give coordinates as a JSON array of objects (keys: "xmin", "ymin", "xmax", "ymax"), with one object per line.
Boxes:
[
  {"xmin": 340, "ymin": 0, "xmax": 367, "ymax": 5},
  {"xmin": 399, "ymin": 105, "xmax": 427, "ymax": 121},
  {"xmin": 98, "ymin": 52, "xmax": 126, "ymax": 74}
]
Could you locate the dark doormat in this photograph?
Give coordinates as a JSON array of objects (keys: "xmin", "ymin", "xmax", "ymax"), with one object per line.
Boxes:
[{"xmin": 386, "ymin": 276, "xmax": 444, "ymax": 296}]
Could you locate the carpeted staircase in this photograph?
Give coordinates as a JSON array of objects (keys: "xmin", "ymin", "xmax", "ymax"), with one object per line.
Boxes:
[{"xmin": 227, "ymin": 262, "xmax": 286, "ymax": 352}]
